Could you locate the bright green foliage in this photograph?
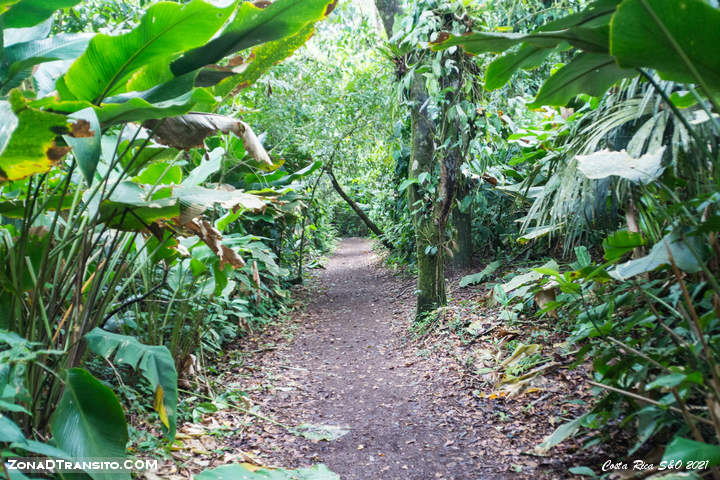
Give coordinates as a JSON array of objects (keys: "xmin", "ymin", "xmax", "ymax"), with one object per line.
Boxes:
[
  {"xmin": 50, "ymin": 369, "xmax": 129, "ymax": 480},
  {"xmin": 1, "ymin": 33, "xmax": 92, "ymax": 93},
  {"xmin": 1, "ymin": 0, "xmax": 80, "ymax": 28},
  {"xmin": 0, "ymin": 0, "xmax": 339, "ymax": 475},
  {"xmin": 84, "ymin": 328, "xmax": 178, "ymax": 440}
]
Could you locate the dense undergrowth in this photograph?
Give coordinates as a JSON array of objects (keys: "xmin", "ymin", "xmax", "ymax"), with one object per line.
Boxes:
[{"xmin": 1, "ymin": 0, "xmax": 720, "ymax": 478}]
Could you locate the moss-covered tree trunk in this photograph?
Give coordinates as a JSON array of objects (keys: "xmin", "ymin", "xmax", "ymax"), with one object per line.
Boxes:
[{"xmin": 408, "ymin": 75, "xmax": 446, "ymax": 316}]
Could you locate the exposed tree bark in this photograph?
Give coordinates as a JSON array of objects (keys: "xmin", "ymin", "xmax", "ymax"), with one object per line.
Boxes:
[
  {"xmin": 373, "ymin": 0, "xmax": 400, "ymax": 37},
  {"xmin": 327, "ymin": 166, "xmax": 393, "ymax": 250},
  {"xmin": 452, "ymin": 179, "xmax": 473, "ymax": 267}
]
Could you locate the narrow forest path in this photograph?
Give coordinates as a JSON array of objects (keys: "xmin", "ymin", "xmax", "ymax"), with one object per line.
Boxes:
[{"xmin": 238, "ymin": 238, "xmax": 512, "ymax": 479}]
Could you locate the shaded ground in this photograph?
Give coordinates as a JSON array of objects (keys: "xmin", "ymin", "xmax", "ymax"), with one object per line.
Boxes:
[
  {"xmin": 242, "ymin": 237, "xmax": 500, "ymax": 479},
  {"xmin": 159, "ymin": 238, "xmax": 616, "ymax": 479}
]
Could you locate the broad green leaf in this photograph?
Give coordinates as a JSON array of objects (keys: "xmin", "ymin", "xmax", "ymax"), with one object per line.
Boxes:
[
  {"xmin": 171, "ymin": 0, "xmax": 335, "ymax": 77},
  {"xmin": 0, "ymin": 413, "xmax": 25, "ymax": 443},
  {"xmin": 62, "ymin": 0, "xmax": 233, "ymax": 102},
  {"xmin": 397, "ymin": 177, "xmax": 418, "ymax": 192},
  {"xmin": 646, "ymin": 371, "xmax": 702, "ymax": 390},
  {"xmin": 485, "ymin": 44, "xmax": 552, "ymax": 90},
  {"xmin": 1, "ymin": 0, "xmax": 80, "ymax": 28},
  {"xmin": 50, "ymin": 368, "xmax": 129, "ymax": 480},
  {"xmin": 536, "ymin": 415, "xmax": 585, "ymax": 453},
  {"xmin": 213, "ymin": 22, "xmax": 316, "ymax": 97},
  {"xmin": 63, "ymin": 107, "xmax": 101, "ymax": 184},
  {"xmin": 602, "ymin": 230, "xmax": 645, "ymax": 261},
  {"xmin": 99, "ymin": 89, "xmax": 217, "ymax": 126},
  {"xmin": 134, "ymin": 162, "xmax": 183, "ymax": 186},
  {"xmin": 0, "ymin": 90, "xmax": 70, "ymax": 181},
  {"xmin": 0, "ymin": 1, "xmax": 20, "ymax": 16},
  {"xmin": 433, "ymin": 31, "xmax": 534, "ymax": 55},
  {"xmin": 183, "ymin": 147, "xmax": 223, "ymax": 187},
  {"xmin": 568, "ymin": 467, "xmax": 597, "ymax": 477},
  {"xmin": 662, "ymin": 438, "xmax": 720, "ymax": 467},
  {"xmin": 85, "ymin": 328, "xmax": 178, "ymax": 440},
  {"xmin": 195, "ymin": 463, "xmax": 340, "ymax": 480},
  {"xmin": 528, "ymin": 53, "xmax": 633, "ymax": 108},
  {"xmin": 610, "ymin": 0, "xmax": 720, "ymax": 92},
  {"xmin": 243, "ymin": 160, "xmax": 321, "ymax": 189},
  {"xmin": 611, "ymin": 229, "xmax": 705, "ymax": 280},
  {"xmin": 576, "ymin": 147, "xmax": 665, "ymax": 184}
]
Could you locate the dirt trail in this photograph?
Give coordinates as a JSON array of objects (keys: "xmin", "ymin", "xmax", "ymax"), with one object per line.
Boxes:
[{"xmin": 243, "ymin": 238, "xmax": 506, "ymax": 479}]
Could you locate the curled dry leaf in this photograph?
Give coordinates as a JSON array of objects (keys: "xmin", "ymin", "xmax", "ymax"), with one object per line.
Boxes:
[
  {"xmin": 69, "ymin": 119, "xmax": 94, "ymax": 138},
  {"xmin": 185, "ymin": 218, "xmax": 246, "ymax": 270},
  {"xmin": 144, "ymin": 113, "xmax": 272, "ymax": 166}
]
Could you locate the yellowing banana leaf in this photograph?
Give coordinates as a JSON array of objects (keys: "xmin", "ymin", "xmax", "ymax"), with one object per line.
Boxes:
[{"xmin": 0, "ymin": 90, "xmax": 73, "ymax": 181}]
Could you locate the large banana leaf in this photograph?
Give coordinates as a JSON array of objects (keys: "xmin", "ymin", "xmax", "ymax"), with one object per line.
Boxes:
[
  {"xmin": 62, "ymin": 0, "xmax": 233, "ymax": 103},
  {"xmin": 1, "ymin": 0, "xmax": 80, "ymax": 28},
  {"xmin": 610, "ymin": 0, "xmax": 720, "ymax": 92},
  {"xmin": 50, "ymin": 368, "xmax": 129, "ymax": 480},
  {"xmin": 85, "ymin": 328, "xmax": 178, "ymax": 440},
  {"xmin": 3, "ymin": 17, "xmax": 52, "ymax": 46},
  {"xmin": 170, "ymin": 0, "xmax": 336, "ymax": 78}
]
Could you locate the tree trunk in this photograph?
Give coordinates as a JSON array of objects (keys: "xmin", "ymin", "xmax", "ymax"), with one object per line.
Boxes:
[
  {"xmin": 452, "ymin": 179, "xmax": 472, "ymax": 267},
  {"xmin": 327, "ymin": 167, "xmax": 393, "ymax": 250},
  {"xmin": 409, "ymin": 75, "xmax": 445, "ymax": 317},
  {"xmin": 373, "ymin": 0, "xmax": 400, "ymax": 37}
]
